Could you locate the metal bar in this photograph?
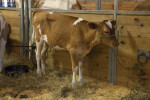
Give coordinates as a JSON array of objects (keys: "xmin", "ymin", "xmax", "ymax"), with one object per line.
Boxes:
[
  {"xmin": 31, "ymin": 8, "xmax": 150, "ymax": 15},
  {"xmin": 67, "ymin": 0, "xmax": 70, "ymax": 10},
  {"xmin": 0, "ymin": 7, "xmax": 20, "ymax": 11},
  {"xmin": 109, "ymin": 0, "xmax": 118, "ymax": 84},
  {"xmin": 134, "ymin": 0, "xmax": 137, "ymax": 8},
  {"xmin": 96, "ymin": 0, "xmax": 102, "ymax": 10},
  {"xmin": 31, "ymin": 8, "xmax": 115, "ymax": 14},
  {"xmin": 117, "ymin": 11, "xmax": 150, "ymax": 15},
  {"xmin": 25, "ymin": 0, "xmax": 29, "ymax": 57},
  {"xmin": 19, "ymin": 0, "xmax": 24, "ymax": 56},
  {"xmin": 29, "ymin": 0, "xmax": 34, "ymax": 60}
]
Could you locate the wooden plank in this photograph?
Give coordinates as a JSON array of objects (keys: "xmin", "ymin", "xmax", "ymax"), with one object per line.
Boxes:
[
  {"xmin": 117, "ymin": 36, "xmax": 150, "ymax": 90},
  {"xmin": 118, "ymin": 15, "xmax": 150, "ymax": 38},
  {"xmin": 0, "ymin": 10, "xmax": 20, "ymax": 54},
  {"xmin": 79, "ymin": 1, "xmax": 144, "ymax": 10}
]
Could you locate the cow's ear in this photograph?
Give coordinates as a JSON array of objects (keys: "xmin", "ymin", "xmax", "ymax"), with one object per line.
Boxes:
[{"xmin": 88, "ymin": 22, "xmax": 98, "ymax": 29}]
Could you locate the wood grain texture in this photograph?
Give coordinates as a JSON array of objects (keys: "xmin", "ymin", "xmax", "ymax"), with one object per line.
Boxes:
[{"xmin": 0, "ymin": 10, "xmax": 20, "ymax": 54}]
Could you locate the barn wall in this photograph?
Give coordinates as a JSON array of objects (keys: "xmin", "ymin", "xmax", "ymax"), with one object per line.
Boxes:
[
  {"xmin": 0, "ymin": 10, "xmax": 20, "ymax": 54},
  {"xmin": 117, "ymin": 15, "xmax": 150, "ymax": 90},
  {"xmin": 79, "ymin": 1, "xmax": 143, "ymax": 10}
]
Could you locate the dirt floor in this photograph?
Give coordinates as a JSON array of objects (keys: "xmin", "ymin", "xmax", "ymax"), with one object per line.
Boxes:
[{"xmin": 0, "ymin": 54, "xmax": 150, "ymax": 100}]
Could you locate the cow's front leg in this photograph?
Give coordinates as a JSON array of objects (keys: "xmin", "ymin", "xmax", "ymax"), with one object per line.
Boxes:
[
  {"xmin": 41, "ymin": 41, "xmax": 49, "ymax": 75},
  {"xmin": 0, "ymin": 38, "xmax": 7, "ymax": 72},
  {"xmin": 36, "ymin": 40, "xmax": 42, "ymax": 76},
  {"xmin": 79, "ymin": 58, "xmax": 84, "ymax": 86},
  {"xmin": 70, "ymin": 49, "xmax": 79, "ymax": 87}
]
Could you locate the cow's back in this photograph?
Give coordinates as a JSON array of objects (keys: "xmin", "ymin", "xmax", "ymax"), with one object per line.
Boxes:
[{"xmin": 33, "ymin": 11, "xmax": 95, "ymax": 50}]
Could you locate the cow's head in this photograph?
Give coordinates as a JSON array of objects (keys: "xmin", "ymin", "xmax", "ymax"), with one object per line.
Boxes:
[{"xmin": 88, "ymin": 20, "xmax": 119, "ymax": 48}]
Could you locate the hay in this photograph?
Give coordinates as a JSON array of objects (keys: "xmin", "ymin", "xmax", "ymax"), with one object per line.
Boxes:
[{"xmin": 0, "ymin": 54, "xmax": 149, "ymax": 100}]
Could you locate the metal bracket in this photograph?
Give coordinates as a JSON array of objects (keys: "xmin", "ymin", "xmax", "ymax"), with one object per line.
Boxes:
[{"xmin": 137, "ymin": 49, "xmax": 150, "ymax": 64}]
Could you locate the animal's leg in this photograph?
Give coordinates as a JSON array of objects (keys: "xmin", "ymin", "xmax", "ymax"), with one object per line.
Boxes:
[
  {"xmin": 41, "ymin": 41, "xmax": 49, "ymax": 75},
  {"xmin": 36, "ymin": 40, "xmax": 42, "ymax": 76},
  {"xmin": 29, "ymin": 27, "xmax": 35, "ymax": 60},
  {"xmin": 0, "ymin": 38, "xmax": 6, "ymax": 72},
  {"xmin": 70, "ymin": 49, "xmax": 79, "ymax": 87},
  {"xmin": 79, "ymin": 58, "xmax": 84, "ymax": 86}
]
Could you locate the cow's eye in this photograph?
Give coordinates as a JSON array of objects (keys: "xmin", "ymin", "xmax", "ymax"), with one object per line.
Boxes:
[{"xmin": 105, "ymin": 32, "xmax": 109, "ymax": 34}]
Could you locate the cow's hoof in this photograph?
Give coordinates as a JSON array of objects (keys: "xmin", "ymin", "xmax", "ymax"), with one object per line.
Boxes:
[
  {"xmin": 79, "ymin": 79, "xmax": 84, "ymax": 86},
  {"xmin": 37, "ymin": 71, "xmax": 42, "ymax": 77},
  {"xmin": 37, "ymin": 73, "xmax": 42, "ymax": 77},
  {"xmin": 72, "ymin": 81, "xmax": 77, "ymax": 88}
]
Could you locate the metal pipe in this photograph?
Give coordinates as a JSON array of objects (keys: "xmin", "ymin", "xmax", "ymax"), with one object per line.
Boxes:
[
  {"xmin": 31, "ymin": 8, "xmax": 115, "ymax": 14},
  {"xmin": 31, "ymin": 8, "xmax": 150, "ymax": 15},
  {"xmin": 134, "ymin": 0, "xmax": 137, "ymax": 8},
  {"xmin": 108, "ymin": 0, "xmax": 118, "ymax": 85},
  {"xmin": 19, "ymin": 0, "xmax": 24, "ymax": 56},
  {"xmin": 0, "ymin": 7, "xmax": 20, "ymax": 10},
  {"xmin": 25, "ymin": 0, "xmax": 29, "ymax": 57},
  {"xmin": 67, "ymin": 0, "xmax": 70, "ymax": 10},
  {"xmin": 96, "ymin": 0, "xmax": 102, "ymax": 10},
  {"xmin": 29, "ymin": 0, "xmax": 34, "ymax": 60}
]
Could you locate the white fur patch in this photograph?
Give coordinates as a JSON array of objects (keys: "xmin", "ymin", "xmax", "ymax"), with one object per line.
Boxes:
[
  {"xmin": 37, "ymin": 24, "xmax": 42, "ymax": 35},
  {"xmin": 34, "ymin": 17, "xmax": 37, "ymax": 20},
  {"xmin": 53, "ymin": 45, "xmax": 66, "ymax": 50},
  {"xmin": 49, "ymin": 12, "xmax": 53, "ymax": 14},
  {"xmin": 42, "ymin": 35, "xmax": 48, "ymax": 43},
  {"xmin": 105, "ymin": 21, "xmax": 112, "ymax": 29},
  {"xmin": 73, "ymin": 18, "xmax": 83, "ymax": 26}
]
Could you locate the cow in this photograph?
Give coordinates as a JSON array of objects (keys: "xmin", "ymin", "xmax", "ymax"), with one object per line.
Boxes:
[
  {"xmin": 0, "ymin": 13, "xmax": 11, "ymax": 72},
  {"xmin": 32, "ymin": 10, "xmax": 119, "ymax": 87},
  {"xmin": 15, "ymin": 0, "xmax": 82, "ymax": 10}
]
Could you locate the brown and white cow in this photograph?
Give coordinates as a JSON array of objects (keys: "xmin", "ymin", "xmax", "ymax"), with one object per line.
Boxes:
[
  {"xmin": 0, "ymin": 13, "xmax": 11, "ymax": 72},
  {"xmin": 15, "ymin": 0, "xmax": 82, "ymax": 10},
  {"xmin": 32, "ymin": 10, "xmax": 119, "ymax": 87}
]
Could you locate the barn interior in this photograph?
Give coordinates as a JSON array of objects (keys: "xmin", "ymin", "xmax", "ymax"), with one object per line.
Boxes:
[{"xmin": 0, "ymin": 0, "xmax": 150, "ymax": 100}]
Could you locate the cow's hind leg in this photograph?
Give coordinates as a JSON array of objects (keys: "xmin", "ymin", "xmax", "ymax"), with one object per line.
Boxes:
[
  {"xmin": 41, "ymin": 41, "xmax": 49, "ymax": 75},
  {"xmin": 79, "ymin": 58, "xmax": 84, "ymax": 86},
  {"xmin": 36, "ymin": 40, "xmax": 43, "ymax": 76},
  {"xmin": 70, "ymin": 49, "xmax": 79, "ymax": 87}
]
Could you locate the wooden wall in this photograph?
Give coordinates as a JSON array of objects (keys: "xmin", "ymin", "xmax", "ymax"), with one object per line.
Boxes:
[
  {"xmin": 0, "ymin": 10, "xmax": 20, "ymax": 54},
  {"xmin": 80, "ymin": 1, "xmax": 143, "ymax": 10},
  {"xmin": 117, "ymin": 15, "xmax": 150, "ymax": 90}
]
